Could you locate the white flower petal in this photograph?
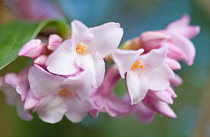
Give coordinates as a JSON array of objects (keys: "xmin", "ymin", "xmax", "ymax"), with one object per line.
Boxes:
[
  {"xmin": 46, "ymin": 39, "xmax": 79, "ymax": 75},
  {"xmin": 76, "ymin": 52, "xmax": 105, "ymax": 88},
  {"xmin": 89, "ymin": 22, "xmax": 123, "ymax": 57},
  {"xmin": 35, "ymin": 95, "xmax": 66, "ymax": 124},
  {"xmin": 126, "ymin": 70, "xmax": 149, "ymax": 105},
  {"xmin": 112, "ymin": 49, "xmax": 144, "ymax": 78},
  {"xmin": 29, "ymin": 65, "xmax": 64, "ymax": 99},
  {"xmin": 148, "ymin": 63, "xmax": 174, "ymax": 90}
]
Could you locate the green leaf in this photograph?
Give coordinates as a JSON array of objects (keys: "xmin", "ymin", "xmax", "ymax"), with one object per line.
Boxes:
[{"xmin": 0, "ymin": 20, "xmax": 70, "ymax": 70}]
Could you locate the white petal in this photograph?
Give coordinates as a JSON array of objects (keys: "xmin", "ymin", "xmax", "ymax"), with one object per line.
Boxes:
[
  {"xmin": 112, "ymin": 49, "xmax": 144, "ymax": 78},
  {"xmin": 71, "ymin": 20, "xmax": 93, "ymax": 44},
  {"xmin": 35, "ymin": 95, "xmax": 66, "ymax": 124},
  {"xmin": 148, "ymin": 63, "xmax": 174, "ymax": 90},
  {"xmin": 141, "ymin": 46, "xmax": 168, "ymax": 69},
  {"xmin": 76, "ymin": 52, "xmax": 105, "ymax": 88},
  {"xmin": 61, "ymin": 71, "xmax": 93, "ymax": 101},
  {"xmin": 29, "ymin": 65, "xmax": 64, "ymax": 99},
  {"xmin": 65, "ymin": 96, "xmax": 96, "ymax": 123},
  {"xmin": 46, "ymin": 39, "xmax": 79, "ymax": 75},
  {"xmin": 126, "ymin": 70, "xmax": 149, "ymax": 105},
  {"xmin": 89, "ymin": 22, "xmax": 123, "ymax": 57}
]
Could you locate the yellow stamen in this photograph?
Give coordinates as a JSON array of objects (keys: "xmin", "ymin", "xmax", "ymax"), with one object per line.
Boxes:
[
  {"xmin": 131, "ymin": 61, "xmax": 144, "ymax": 69},
  {"xmin": 139, "ymin": 65, "xmax": 144, "ymax": 68},
  {"xmin": 76, "ymin": 43, "xmax": 87, "ymax": 55},
  {"xmin": 61, "ymin": 90, "xmax": 66, "ymax": 95},
  {"xmin": 76, "ymin": 49, "xmax": 82, "ymax": 52},
  {"xmin": 60, "ymin": 89, "xmax": 72, "ymax": 96},
  {"xmin": 131, "ymin": 61, "xmax": 141, "ymax": 69}
]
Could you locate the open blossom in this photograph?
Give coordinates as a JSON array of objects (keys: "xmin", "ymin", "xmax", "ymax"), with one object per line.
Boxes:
[
  {"xmin": 113, "ymin": 46, "xmax": 174, "ymax": 105},
  {"xmin": 89, "ymin": 66, "xmax": 132, "ymax": 118},
  {"xmin": 1, "ymin": 15, "xmax": 199, "ymax": 124},
  {"xmin": 140, "ymin": 15, "xmax": 200, "ymax": 66},
  {"xmin": 28, "ymin": 65, "xmax": 96, "ymax": 123},
  {"xmin": 46, "ymin": 20, "xmax": 123, "ymax": 88}
]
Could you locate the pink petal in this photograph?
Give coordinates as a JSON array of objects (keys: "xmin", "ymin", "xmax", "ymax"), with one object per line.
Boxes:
[
  {"xmin": 19, "ymin": 39, "xmax": 43, "ymax": 58},
  {"xmin": 95, "ymin": 66, "xmax": 120, "ymax": 95},
  {"xmin": 71, "ymin": 20, "xmax": 94, "ymax": 45},
  {"xmin": 141, "ymin": 46, "xmax": 168, "ymax": 69},
  {"xmin": 171, "ymin": 34, "xmax": 195, "ymax": 65},
  {"xmin": 34, "ymin": 55, "xmax": 47, "ymax": 67},
  {"xmin": 126, "ymin": 70, "xmax": 149, "ymax": 105},
  {"xmin": 1, "ymin": 86, "xmax": 19, "ymax": 106},
  {"xmin": 135, "ymin": 102, "xmax": 154, "ymax": 123},
  {"xmin": 112, "ymin": 49, "xmax": 144, "ymax": 78},
  {"xmin": 35, "ymin": 95, "xmax": 66, "ymax": 124},
  {"xmin": 147, "ymin": 90, "xmax": 173, "ymax": 104},
  {"xmin": 165, "ymin": 87, "xmax": 177, "ymax": 98},
  {"xmin": 164, "ymin": 57, "xmax": 181, "ymax": 70},
  {"xmin": 76, "ymin": 52, "xmax": 105, "ymax": 88},
  {"xmin": 140, "ymin": 31, "xmax": 171, "ymax": 52},
  {"xmin": 16, "ymin": 100, "xmax": 33, "ymax": 121},
  {"xmin": 140, "ymin": 31, "xmax": 171, "ymax": 43},
  {"xmin": 166, "ymin": 42, "xmax": 187, "ymax": 60},
  {"xmin": 166, "ymin": 15, "xmax": 200, "ymax": 39},
  {"xmin": 48, "ymin": 34, "xmax": 62, "ymax": 51},
  {"xmin": 29, "ymin": 65, "xmax": 64, "ymax": 99},
  {"xmin": 89, "ymin": 66, "xmax": 131, "ymax": 117},
  {"xmin": 65, "ymin": 96, "xmax": 96, "ymax": 123},
  {"xmin": 61, "ymin": 71, "xmax": 92, "ymax": 101},
  {"xmin": 90, "ymin": 95, "xmax": 132, "ymax": 118},
  {"xmin": 46, "ymin": 39, "xmax": 80, "ymax": 75},
  {"xmin": 148, "ymin": 63, "xmax": 174, "ymax": 90},
  {"xmin": 143, "ymin": 96, "xmax": 177, "ymax": 118},
  {"xmin": 24, "ymin": 89, "xmax": 40, "ymax": 110},
  {"xmin": 89, "ymin": 22, "xmax": 123, "ymax": 57},
  {"xmin": 5, "ymin": 69, "xmax": 29, "ymax": 101},
  {"xmin": 170, "ymin": 74, "xmax": 183, "ymax": 87}
]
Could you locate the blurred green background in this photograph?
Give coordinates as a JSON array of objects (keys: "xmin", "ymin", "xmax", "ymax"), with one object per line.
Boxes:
[{"xmin": 1, "ymin": 0, "xmax": 210, "ymax": 136}]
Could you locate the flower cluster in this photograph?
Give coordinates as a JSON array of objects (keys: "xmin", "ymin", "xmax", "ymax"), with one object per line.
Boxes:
[{"xmin": 0, "ymin": 15, "xmax": 199, "ymax": 124}]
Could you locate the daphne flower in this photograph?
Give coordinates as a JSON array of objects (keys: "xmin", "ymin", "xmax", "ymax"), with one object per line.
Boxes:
[
  {"xmin": 142, "ymin": 95, "xmax": 177, "ymax": 118},
  {"xmin": 28, "ymin": 65, "xmax": 96, "ymax": 123},
  {"xmin": 133, "ymin": 86, "xmax": 177, "ymax": 123},
  {"xmin": 113, "ymin": 46, "xmax": 174, "ymax": 105},
  {"xmin": 89, "ymin": 66, "xmax": 132, "ymax": 118},
  {"xmin": 46, "ymin": 20, "xmax": 123, "ymax": 88},
  {"xmin": 140, "ymin": 15, "xmax": 200, "ymax": 65}
]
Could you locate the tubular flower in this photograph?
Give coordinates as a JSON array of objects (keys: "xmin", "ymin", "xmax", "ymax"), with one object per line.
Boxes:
[
  {"xmin": 1, "ymin": 15, "xmax": 199, "ymax": 124},
  {"xmin": 89, "ymin": 66, "xmax": 132, "ymax": 118},
  {"xmin": 140, "ymin": 15, "xmax": 200, "ymax": 66},
  {"xmin": 28, "ymin": 65, "xmax": 96, "ymax": 123},
  {"xmin": 113, "ymin": 46, "xmax": 174, "ymax": 105},
  {"xmin": 133, "ymin": 86, "xmax": 177, "ymax": 123},
  {"xmin": 46, "ymin": 20, "xmax": 123, "ymax": 88}
]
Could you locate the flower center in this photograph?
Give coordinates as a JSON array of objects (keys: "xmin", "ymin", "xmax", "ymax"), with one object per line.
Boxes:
[
  {"xmin": 59, "ymin": 89, "xmax": 72, "ymax": 96},
  {"xmin": 131, "ymin": 61, "xmax": 144, "ymax": 69},
  {"xmin": 76, "ymin": 43, "xmax": 87, "ymax": 55}
]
